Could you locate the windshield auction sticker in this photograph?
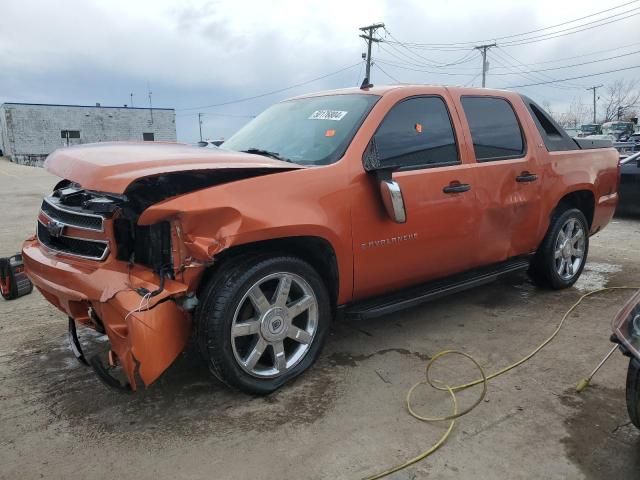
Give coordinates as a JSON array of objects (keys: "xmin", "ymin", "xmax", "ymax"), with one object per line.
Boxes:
[{"xmin": 308, "ymin": 110, "xmax": 348, "ymax": 121}]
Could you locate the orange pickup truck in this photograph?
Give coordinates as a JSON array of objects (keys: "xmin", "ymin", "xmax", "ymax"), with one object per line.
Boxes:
[{"xmin": 23, "ymin": 85, "xmax": 620, "ymax": 393}]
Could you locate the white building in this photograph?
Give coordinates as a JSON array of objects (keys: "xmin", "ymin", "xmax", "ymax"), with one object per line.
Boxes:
[{"xmin": 0, "ymin": 102, "xmax": 176, "ymax": 166}]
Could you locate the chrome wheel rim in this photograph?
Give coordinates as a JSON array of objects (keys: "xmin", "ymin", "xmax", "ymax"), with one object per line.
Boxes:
[
  {"xmin": 554, "ymin": 218, "xmax": 586, "ymax": 281},
  {"xmin": 231, "ymin": 272, "xmax": 318, "ymax": 378}
]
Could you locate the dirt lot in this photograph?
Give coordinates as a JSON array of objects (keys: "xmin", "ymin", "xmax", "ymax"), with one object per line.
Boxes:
[{"xmin": 1, "ymin": 156, "xmax": 639, "ymax": 480}]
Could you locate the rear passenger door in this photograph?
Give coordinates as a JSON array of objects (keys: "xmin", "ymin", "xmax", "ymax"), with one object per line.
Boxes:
[{"xmin": 455, "ymin": 95, "xmax": 543, "ymax": 263}]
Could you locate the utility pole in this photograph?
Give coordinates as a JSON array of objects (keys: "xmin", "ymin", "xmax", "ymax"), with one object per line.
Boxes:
[
  {"xmin": 359, "ymin": 23, "xmax": 385, "ymax": 85},
  {"xmin": 474, "ymin": 43, "xmax": 496, "ymax": 88},
  {"xmin": 147, "ymin": 83, "xmax": 154, "ymax": 124},
  {"xmin": 586, "ymin": 85, "xmax": 603, "ymax": 124},
  {"xmin": 198, "ymin": 113, "xmax": 204, "ymax": 142},
  {"xmin": 130, "ymin": 92, "xmax": 134, "ymax": 108}
]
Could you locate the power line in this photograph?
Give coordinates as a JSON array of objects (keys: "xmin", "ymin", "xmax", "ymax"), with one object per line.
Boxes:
[
  {"xmin": 177, "ymin": 62, "xmax": 362, "ymax": 111},
  {"xmin": 380, "ymin": 1, "xmax": 639, "ymax": 48},
  {"xmin": 503, "ymin": 64, "xmax": 640, "ymax": 88},
  {"xmin": 492, "ymin": 40, "xmax": 640, "ymax": 68},
  {"xmin": 489, "ymin": 50, "xmax": 581, "ymax": 91},
  {"xmin": 499, "ymin": 9, "xmax": 640, "ymax": 47},
  {"xmin": 380, "ymin": 40, "xmax": 640, "ymax": 73},
  {"xmin": 176, "ymin": 112, "xmax": 256, "ymax": 118},
  {"xmin": 374, "ymin": 59, "xmax": 475, "ymax": 76},
  {"xmin": 382, "ymin": 28, "xmax": 477, "ymax": 66},
  {"xmin": 488, "ymin": 48, "xmax": 640, "ymax": 76},
  {"xmin": 375, "ymin": 63, "xmax": 402, "ymax": 84},
  {"xmin": 492, "ymin": 47, "xmax": 585, "ymax": 89}
]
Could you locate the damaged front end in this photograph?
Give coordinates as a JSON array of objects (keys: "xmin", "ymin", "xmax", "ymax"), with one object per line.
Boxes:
[
  {"xmin": 23, "ymin": 144, "xmax": 305, "ymax": 391},
  {"xmin": 24, "ymin": 183, "xmax": 203, "ymax": 391}
]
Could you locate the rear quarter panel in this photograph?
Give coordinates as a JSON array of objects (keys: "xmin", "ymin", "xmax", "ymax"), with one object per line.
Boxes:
[{"xmin": 538, "ymin": 147, "xmax": 619, "ymax": 236}]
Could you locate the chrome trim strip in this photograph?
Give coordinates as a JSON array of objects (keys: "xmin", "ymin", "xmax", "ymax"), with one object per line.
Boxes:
[
  {"xmin": 37, "ymin": 220, "xmax": 110, "ymax": 261},
  {"xmin": 42, "ymin": 196, "xmax": 105, "ymax": 232}
]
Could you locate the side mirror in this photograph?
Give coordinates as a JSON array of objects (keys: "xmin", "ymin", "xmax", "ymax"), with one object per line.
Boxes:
[
  {"xmin": 363, "ymin": 139, "xmax": 407, "ymax": 223},
  {"xmin": 377, "ymin": 171, "xmax": 406, "ymax": 224}
]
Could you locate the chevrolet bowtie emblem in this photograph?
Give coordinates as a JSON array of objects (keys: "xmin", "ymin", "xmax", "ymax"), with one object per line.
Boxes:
[{"xmin": 46, "ymin": 219, "xmax": 65, "ymax": 238}]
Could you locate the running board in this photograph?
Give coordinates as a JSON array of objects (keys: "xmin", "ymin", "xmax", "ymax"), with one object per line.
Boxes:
[{"xmin": 343, "ymin": 257, "xmax": 531, "ymax": 320}]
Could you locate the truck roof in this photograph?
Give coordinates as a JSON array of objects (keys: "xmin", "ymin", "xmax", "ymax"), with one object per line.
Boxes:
[{"xmin": 289, "ymin": 84, "xmax": 514, "ymax": 100}]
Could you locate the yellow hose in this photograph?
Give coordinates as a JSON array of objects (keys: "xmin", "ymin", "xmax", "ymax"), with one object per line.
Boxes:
[{"xmin": 364, "ymin": 286, "xmax": 639, "ymax": 480}]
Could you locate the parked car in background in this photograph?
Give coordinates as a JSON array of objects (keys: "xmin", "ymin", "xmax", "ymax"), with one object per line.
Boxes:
[
  {"xmin": 602, "ymin": 121, "xmax": 635, "ymax": 140},
  {"xmin": 23, "ymin": 85, "xmax": 619, "ymax": 394},
  {"xmin": 618, "ymin": 151, "xmax": 640, "ymax": 216},
  {"xmin": 579, "ymin": 123, "xmax": 602, "ymax": 137},
  {"xmin": 585, "ymin": 134, "xmax": 616, "ymax": 142}
]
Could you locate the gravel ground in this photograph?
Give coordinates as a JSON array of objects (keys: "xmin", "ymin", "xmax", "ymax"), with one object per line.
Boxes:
[{"xmin": 1, "ymin": 156, "xmax": 639, "ymax": 480}]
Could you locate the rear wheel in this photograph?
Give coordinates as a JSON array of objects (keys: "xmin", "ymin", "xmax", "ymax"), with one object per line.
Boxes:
[
  {"xmin": 626, "ymin": 357, "xmax": 640, "ymax": 429},
  {"xmin": 195, "ymin": 256, "xmax": 331, "ymax": 394},
  {"xmin": 529, "ymin": 208, "xmax": 589, "ymax": 289}
]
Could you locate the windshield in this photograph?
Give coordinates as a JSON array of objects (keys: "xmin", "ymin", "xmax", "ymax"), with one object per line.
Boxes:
[
  {"xmin": 221, "ymin": 94, "xmax": 380, "ymax": 165},
  {"xmin": 581, "ymin": 124, "xmax": 598, "ymax": 133}
]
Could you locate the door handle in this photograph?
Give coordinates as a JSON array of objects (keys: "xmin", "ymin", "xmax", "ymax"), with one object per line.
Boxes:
[
  {"xmin": 516, "ymin": 172, "xmax": 538, "ymax": 183},
  {"xmin": 443, "ymin": 182, "xmax": 471, "ymax": 194}
]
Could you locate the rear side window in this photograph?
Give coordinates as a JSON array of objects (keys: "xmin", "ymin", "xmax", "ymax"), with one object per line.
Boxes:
[
  {"xmin": 461, "ymin": 96, "xmax": 525, "ymax": 161},
  {"xmin": 523, "ymin": 96, "xmax": 579, "ymax": 152},
  {"xmin": 373, "ymin": 96, "xmax": 459, "ymax": 169}
]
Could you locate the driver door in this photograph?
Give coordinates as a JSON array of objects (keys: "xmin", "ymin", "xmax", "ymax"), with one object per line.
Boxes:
[{"xmin": 351, "ymin": 95, "xmax": 481, "ymax": 300}]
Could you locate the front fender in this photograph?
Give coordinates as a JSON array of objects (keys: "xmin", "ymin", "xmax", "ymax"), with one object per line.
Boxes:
[{"xmin": 136, "ymin": 167, "xmax": 354, "ymax": 303}]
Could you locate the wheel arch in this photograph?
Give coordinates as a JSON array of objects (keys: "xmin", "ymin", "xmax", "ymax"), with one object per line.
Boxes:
[
  {"xmin": 553, "ymin": 189, "xmax": 595, "ymax": 228},
  {"xmin": 200, "ymin": 236, "xmax": 340, "ymax": 313}
]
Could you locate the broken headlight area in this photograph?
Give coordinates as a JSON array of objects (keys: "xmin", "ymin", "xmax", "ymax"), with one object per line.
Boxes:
[{"xmin": 114, "ymin": 219, "xmax": 173, "ymax": 272}]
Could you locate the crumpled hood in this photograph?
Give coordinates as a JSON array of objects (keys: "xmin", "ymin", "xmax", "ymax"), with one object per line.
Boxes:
[{"xmin": 44, "ymin": 142, "xmax": 304, "ymax": 194}]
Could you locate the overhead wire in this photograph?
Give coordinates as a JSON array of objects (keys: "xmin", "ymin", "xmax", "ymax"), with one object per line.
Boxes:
[
  {"xmin": 502, "ymin": 64, "xmax": 640, "ymax": 88},
  {"xmin": 177, "ymin": 62, "xmax": 362, "ymax": 111},
  {"xmin": 381, "ymin": 1, "xmax": 640, "ymax": 48}
]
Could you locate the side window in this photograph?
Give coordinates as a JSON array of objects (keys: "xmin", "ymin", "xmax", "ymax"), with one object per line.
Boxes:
[
  {"xmin": 373, "ymin": 96, "xmax": 459, "ymax": 169},
  {"xmin": 461, "ymin": 96, "xmax": 525, "ymax": 161},
  {"xmin": 524, "ymin": 97, "xmax": 578, "ymax": 152}
]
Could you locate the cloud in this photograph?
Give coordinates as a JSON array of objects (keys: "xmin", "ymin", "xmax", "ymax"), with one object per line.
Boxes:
[{"xmin": 1, "ymin": 0, "xmax": 639, "ymax": 142}]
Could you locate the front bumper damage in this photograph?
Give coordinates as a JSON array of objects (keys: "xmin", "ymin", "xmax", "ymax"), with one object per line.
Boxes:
[{"xmin": 22, "ymin": 239, "xmax": 193, "ymax": 391}]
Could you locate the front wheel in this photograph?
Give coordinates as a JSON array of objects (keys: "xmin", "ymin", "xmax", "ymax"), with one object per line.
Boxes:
[
  {"xmin": 195, "ymin": 256, "xmax": 331, "ymax": 394},
  {"xmin": 529, "ymin": 208, "xmax": 589, "ymax": 289},
  {"xmin": 626, "ymin": 357, "xmax": 640, "ymax": 429}
]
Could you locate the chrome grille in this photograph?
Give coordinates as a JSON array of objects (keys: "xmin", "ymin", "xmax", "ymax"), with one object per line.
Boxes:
[
  {"xmin": 37, "ymin": 221, "xmax": 109, "ymax": 261},
  {"xmin": 41, "ymin": 197, "xmax": 104, "ymax": 231}
]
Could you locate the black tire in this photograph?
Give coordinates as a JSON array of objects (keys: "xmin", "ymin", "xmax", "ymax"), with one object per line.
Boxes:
[
  {"xmin": 529, "ymin": 208, "xmax": 589, "ymax": 289},
  {"xmin": 626, "ymin": 357, "xmax": 640, "ymax": 429},
  {"xmin": 195, "ymin": 255, "xmax": 332, "ymax": 394}
]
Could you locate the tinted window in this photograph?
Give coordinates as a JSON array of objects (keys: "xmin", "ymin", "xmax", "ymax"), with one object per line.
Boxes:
[
  {"xmin": 524, "ymin": 97, "xmax": 578, "ymax": 152},
  {"xmin": 374, "ymin": 96, "xmax": 459, "ymax": 168},
  {"xmin": 143, "ymin": 132, "xmax": 155, "ymax": 141},
  {"xmin": 461, "ymin": 97, "xmax": 524, "ymax": 161}
]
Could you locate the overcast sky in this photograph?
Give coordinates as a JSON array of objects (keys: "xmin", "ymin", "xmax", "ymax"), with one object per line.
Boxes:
[{"xmin": 1, "ymin": 0, "xmax": 639, "ymax": 142}]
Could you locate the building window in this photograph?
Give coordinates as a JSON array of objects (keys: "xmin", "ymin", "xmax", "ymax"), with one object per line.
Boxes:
[
  {"xmin": 460, "ymin": 96, "xmax": 525, "ymax": 162},
  {"xmin": 60, "ymin": 130, "xmax": 80, "ymax": 139},
  {"xmin": 143, "ymin": 132, "xmax": 155, "ymax": 141}
]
